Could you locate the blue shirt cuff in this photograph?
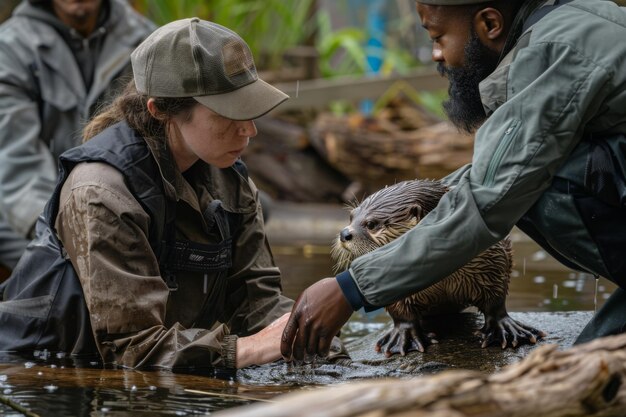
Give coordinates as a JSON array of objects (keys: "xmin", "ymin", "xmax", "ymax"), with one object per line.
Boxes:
[{"xmin": 336, "ymin": 270, "xmax": 368, "ymax": 311}]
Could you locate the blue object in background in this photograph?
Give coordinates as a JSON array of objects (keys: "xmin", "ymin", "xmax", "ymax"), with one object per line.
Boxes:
[
  {"xmin": 361, "ymin": 0, "xmax": 386, "ymax": 115},
  {"xmin": 365, "ymin": 0, "xmax": 386, "ymax": 74}
]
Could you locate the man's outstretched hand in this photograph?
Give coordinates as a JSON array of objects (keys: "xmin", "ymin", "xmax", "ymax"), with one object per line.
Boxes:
[{"xmin": 281, "ymin": 277, "xmax": 354, "ymax": 361}]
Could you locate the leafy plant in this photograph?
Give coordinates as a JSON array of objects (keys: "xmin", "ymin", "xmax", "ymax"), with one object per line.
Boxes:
[
  {"xmin": 315, "ymin": 10, "xmax": 367, "ymax": 78},
  {"xmin": 130, "ymin": 0, "xmax": 315, "ymax": 71},
  {"xmin": 130, "ymin": 1, "xmax": 423, "ymax": 78},
  {"xmin": 315, "ymin": 8, "xmax": 422, "ymax": 79}
]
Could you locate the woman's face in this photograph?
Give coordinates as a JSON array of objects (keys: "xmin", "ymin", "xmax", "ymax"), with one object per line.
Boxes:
[{"xmin": 168, "ymin": 103, "xmax": 257, "ymax": 171}]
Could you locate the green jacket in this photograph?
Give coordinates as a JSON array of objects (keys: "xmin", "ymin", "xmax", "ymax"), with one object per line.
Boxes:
[{"xmin": 340, "ymin": 0, "xmax": 626, "ymax": 308}]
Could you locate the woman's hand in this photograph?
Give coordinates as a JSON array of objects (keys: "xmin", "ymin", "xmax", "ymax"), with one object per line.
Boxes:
[{"xmin": 236, "ymin": 312, "xmax": 290, "ymax": 368}]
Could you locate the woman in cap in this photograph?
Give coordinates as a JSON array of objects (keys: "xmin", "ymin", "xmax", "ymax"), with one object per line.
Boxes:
[{"xmin": 0, "ymin": 18, "xmax": 297, "ymax": 370}]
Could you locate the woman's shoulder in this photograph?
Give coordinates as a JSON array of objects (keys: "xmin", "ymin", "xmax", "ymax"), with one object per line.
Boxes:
[
  {"xmin": 60, "ymin": 161, "xmax": 136, "ymax": 206},
  {"xmin": 67, "ymin": 161, "xmax": 124, "ymax": 185}
]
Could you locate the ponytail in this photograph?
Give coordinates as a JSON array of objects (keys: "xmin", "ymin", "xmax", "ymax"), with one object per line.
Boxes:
[{"xmin": 83, "ymin": 80, "xmax": 197, "ymax": 142}]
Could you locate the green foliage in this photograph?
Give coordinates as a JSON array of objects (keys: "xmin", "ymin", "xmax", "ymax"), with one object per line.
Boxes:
[
  {"xmin": 130, "ymin": 0, "xmax": 315, "ymax": 70},
  {"xmin": 315, "ymin": 9, "xmax": 421, "ymax": 79},
  {"xmin": 130, "ymin": 1, "xmax": 421, "ymax": 77},
  {"xmin": 316, "ymin": 11, "xmax": 367, "ymax": 78},
  {"xmin": 415, "ymin": 90, "xmax": 448, "ymax": 120}
]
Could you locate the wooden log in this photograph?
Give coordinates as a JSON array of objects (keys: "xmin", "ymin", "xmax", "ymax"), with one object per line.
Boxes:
[
  {"xmin": 243, "ymin": 114, "xmax": 352, "ymax": 203},
  {"xmin": 214, "ymin": 334, "xmax": 626, "ymax": 417},
  {"xmin": 270, "ymin": 69, "xmax": 448, "ymax": 113},
  {"xmin": 243, "ymin": 149, "xmax": 350, "ymax": 203},
  {"xmin": 308, "ymin": 108, "xmax": 474, "ymax": 195},
  {"xmin": 253, "ymin": 115, "xmax": 310, "ymax": 152}
]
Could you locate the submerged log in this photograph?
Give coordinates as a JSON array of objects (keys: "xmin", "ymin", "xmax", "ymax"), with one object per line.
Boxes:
[{"xmin": 215, "ymin": 333, "xmax": 626, "ymax": 417}]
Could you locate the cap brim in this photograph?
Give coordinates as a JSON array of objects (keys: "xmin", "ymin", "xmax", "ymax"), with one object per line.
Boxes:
[{"xmin": 193, "ymin": 79, "xmax": 289, "ymax": 121}]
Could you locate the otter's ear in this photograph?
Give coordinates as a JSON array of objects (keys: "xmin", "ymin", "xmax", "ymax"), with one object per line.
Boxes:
[{"xmin": 410, "ymin": 204, "xmax": 424, "ymax": 222}]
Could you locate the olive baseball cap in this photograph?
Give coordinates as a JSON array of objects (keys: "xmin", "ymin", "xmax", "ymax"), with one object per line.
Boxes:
[
  {"xmin": 131, "ymin": 18, "xmax": 288, "ymax": 120},
  {"xmin": 417, "ymin": 0, "xmax": 493, "ymax": 4}
]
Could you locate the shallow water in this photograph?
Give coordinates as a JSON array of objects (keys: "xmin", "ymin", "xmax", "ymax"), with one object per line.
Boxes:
[{"xmin": 0, "ymin": 223, "xmax": 616, "ymax": 416}]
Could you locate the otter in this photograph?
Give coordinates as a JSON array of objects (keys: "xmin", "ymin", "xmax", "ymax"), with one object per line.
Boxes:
[{"xmin": 331, "ymin": 179, "xmax": 545, "ymax": 356}]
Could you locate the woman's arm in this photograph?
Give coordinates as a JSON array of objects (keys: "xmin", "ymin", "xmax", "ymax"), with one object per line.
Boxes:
[{"xmin": 220, "ymin": 177, "xmax": 294, "ymax": 336}]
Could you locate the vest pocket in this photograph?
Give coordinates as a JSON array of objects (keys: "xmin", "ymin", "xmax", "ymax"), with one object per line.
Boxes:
[{"xmin": 0, "ymin": 295, "xmax": 54, "ymax": 319}]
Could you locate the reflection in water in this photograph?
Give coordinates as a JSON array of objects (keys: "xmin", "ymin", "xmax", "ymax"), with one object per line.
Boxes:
[
  {"xmin": 0, "ymin": 230, "xmax": 617, "ymax": 416},
  {"xmin": 0, "ymin": 354, "xmax": 267, "ymax": 416}
]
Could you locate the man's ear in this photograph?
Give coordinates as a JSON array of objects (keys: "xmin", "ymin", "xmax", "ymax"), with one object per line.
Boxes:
[{"xmin": 473, "ymin": 8, "xmax": 506, "ymax": 53}]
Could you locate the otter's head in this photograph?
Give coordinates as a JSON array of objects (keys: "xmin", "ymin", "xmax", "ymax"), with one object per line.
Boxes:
[{"xmin": 331, "ymin": 179, "xmax": 448, "ymax": 272}]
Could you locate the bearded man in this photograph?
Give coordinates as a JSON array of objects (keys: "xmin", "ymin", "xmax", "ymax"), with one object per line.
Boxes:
[{"xmin": 281, "ymin": 0, "xmax": 626, "ymax": 360}]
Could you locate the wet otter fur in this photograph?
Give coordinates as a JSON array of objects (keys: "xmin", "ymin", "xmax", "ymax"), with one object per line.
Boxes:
[{"xmin": 331, "ymin": 179, "xmax": 545, "ymax": 356}]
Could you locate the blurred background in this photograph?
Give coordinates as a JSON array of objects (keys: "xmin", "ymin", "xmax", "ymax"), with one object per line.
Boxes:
[{"xmin": 3, "ymin": 0, "xmax": 624, "ymax": 204}]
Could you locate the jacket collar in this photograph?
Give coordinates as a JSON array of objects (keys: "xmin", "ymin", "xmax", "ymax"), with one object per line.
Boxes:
[
  {"xmin": 141, "ymin": 131, "xmax": 256, "ymax": 215},
  {"xmin": 141, "ymin": 132, "xmax": 181, "ymax": 203},
  {"xmin": 497, "ymin": 0, "xmax": 546, "ymax": 65}
]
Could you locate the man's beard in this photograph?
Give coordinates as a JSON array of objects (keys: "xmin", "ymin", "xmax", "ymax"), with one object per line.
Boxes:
[{"xmin": 438, "ymin": 30, "xmax": 501, "ymax": 134}]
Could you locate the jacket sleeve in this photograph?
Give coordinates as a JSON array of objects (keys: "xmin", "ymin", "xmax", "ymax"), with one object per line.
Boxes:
[
  {"xmin": 220, "ymin": 178, "xmax": 294, "ymax": 336},
  {"xmin": 0, "ymin": 40, "xmax": 57, "ymax": 236},
  {"xmin": 56, "ymin": 162, "xmax": 238, "ymax": 369},
  {"xmin": 345, "ymin": 41, "xmax": 614, "ymax": 307}
]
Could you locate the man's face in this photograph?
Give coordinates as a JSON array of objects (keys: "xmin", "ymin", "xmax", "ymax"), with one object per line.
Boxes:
[
  {"xmin": 51, "ymin": 0, "xmax": 102, "ymax": 32},
  {"xmin": 417, "ymin": 4, "xmax": 500, "ymax": 133}
]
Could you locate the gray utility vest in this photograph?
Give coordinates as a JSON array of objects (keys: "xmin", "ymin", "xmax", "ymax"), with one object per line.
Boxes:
[{"xmin": 0, "ymin": 122, "xmax": 245, "ymax": 355}]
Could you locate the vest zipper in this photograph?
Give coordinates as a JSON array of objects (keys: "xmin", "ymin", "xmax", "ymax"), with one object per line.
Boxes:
[{"xmin": 483, "ymin": 119, "xmax": 522, "ymax": 187}]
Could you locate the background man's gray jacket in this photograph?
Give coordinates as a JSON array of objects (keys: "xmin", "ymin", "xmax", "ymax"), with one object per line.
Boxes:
[{"xmin": 0, "ymin": 0, "xmax": 154, "ymax": 241}]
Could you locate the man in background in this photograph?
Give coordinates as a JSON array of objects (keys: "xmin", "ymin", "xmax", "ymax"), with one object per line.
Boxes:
[{"xmin": 0, "ymin": 0, "xmax": 154, "ymax": 275}]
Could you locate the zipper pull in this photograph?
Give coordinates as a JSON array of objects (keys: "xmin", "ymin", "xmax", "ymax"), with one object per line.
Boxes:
[{"xmin": 164, "ymin": 271, "xmax": 178, "ymax": 292}]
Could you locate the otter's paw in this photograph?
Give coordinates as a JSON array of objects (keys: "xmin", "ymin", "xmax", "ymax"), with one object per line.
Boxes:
[
  {"xmin": 477, "ymin": 316, "xmax": 547, "ymax": 349},
  {"xmin": 375, "ymin": 321, "xmax": 438, "ymax": 357}
]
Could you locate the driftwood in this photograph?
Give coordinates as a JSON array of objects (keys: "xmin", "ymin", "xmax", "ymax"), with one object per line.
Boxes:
[
  {"xmin": 245, "ymin": 84, "xmax": 475, "ymax": 203},
  {"xmin": 308, "ymin": 97, "xmax": 474, "ymax": 197},
  {"xmin": 244, "ymin": 114, "xmax": 351, "ymax": 203},
  {"xmin": 215, "ymin": 333, "xmax": 626, "ymax": 417}
]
